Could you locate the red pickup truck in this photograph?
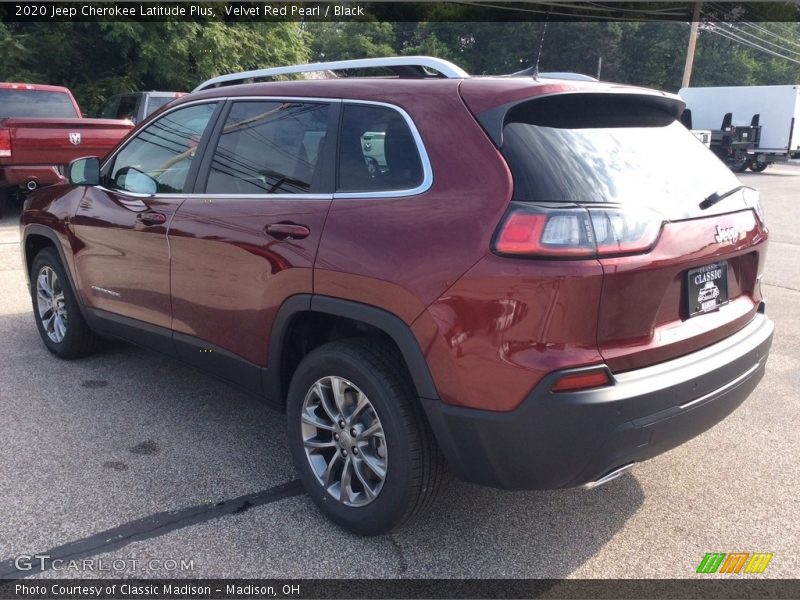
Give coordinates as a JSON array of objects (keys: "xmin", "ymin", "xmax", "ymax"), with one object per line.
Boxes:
[{"xmin": 0, "ymin": 82, "xmax": 133, "ymax": 214}]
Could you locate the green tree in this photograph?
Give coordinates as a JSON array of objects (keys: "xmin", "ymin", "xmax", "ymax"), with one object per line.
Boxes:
[
  {"xmin": 0, "ymin": 21, "xmax": 309, "ymax": 115},
  {"xmin": 0, "ymin": 21, "xmax": 29, "ymax": 79},
  {"xmin": 306, "ymin": 21, "xmax": 395, "ymax": 61},
  {"xmin": 617, "ymin": 22, "xmax": 688, "ymax": 90},
  {"xmin": 693, "ymin": 23, "xmax": 800, "ymax": 87}
]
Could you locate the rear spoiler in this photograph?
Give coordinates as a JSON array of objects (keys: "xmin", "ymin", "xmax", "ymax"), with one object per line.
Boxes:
[{"xmin": 476, "ymin": 89, "xmax": 685, "ymax": 147}]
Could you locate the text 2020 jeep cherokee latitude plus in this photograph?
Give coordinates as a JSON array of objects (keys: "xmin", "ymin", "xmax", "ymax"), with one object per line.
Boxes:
[{"xmin": 21, "ymin": 57, "xmax": 773, "ymax": 535}]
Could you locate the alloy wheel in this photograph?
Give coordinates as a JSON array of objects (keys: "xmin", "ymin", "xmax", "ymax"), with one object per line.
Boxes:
[
  {"xmin": 300, "ymin": 376, "xmax": 388, "ymax": 507},
  {"xmin": 36, "ymin": 266, "xmax": 67, "ymax": 343}
]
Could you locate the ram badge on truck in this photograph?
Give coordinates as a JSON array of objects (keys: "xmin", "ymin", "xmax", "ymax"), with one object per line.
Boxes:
[{"xmin": 0, "ymin": 82, "xmax": 134, "ymax": 214}]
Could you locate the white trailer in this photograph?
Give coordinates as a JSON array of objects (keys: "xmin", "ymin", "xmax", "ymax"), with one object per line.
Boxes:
[{"xmin": 679, "ymin": 85, "xmax": 800, "ymax": 160}]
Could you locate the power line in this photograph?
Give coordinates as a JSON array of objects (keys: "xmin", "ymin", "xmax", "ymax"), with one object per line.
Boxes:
[
  {"xmin": 738, "ymin": 21, "xmax": 800, "ymax": 51},
  {"xmin": 453, "ymin": 1, "xmax": 682, "ymax": 22},
  {"xmin": 704, "ymin": 23, "xmax": 800, "ymax": 65},
  {"xmin": 722, "ymin": 22, "xmax": 800, "ymax": 59},
  {"xmin": 704, "ymin": 2, "xmax": 800, "ymax": 49},
  {"xmin": 712, "ymin": 23, "xmax": 800, "ymax": 62}
]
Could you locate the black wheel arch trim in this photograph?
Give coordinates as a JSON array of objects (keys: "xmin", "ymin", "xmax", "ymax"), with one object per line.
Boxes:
[
  {"xmin": 20, "ymin": 235, "xmax": 441, "ymax": 407},
  {"xmin": 265, "ymin": 294, "xmax": 440, "ymax": 404},
  {"xmin": 22, "ymin": 224, "xmax": 89, "ymax": 320}
]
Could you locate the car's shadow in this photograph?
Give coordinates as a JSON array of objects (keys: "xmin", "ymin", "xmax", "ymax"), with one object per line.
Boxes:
[{"xmin": 0, "ymin": 306, "xmax": 642, "ymax": 580}]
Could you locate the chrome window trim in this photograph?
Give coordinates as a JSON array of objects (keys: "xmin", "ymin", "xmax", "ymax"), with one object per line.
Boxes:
[
  {"xmin": 211, "ymin": 96, "xmax": 343, "ymax": 104},
  {"xmin": 94, "ymin": 185, "xmax": 174, "ymax": 200},
  {"xmin": 334, "ymin": 99, "xmax": 433, "ymax": 200},
  {"xmin": 101, "ymin": 97, "xmax": 433, "ymax": 201},
  {"xmin": 184, "ymin": 194, "xmax": 334, "ymax": 201},
  {"xmin": 93, "ymin": 188, "xmax": 334, "ymax": 202}
]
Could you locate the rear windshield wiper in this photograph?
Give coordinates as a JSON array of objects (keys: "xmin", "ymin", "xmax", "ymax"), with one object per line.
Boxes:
[{"xmin": 700, "ymin": 185, "xmax": 746, "ymax": 210}]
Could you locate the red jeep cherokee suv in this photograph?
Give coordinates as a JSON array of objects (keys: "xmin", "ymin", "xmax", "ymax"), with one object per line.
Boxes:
[{"xmin": 20, "ymin": 57, "xmax": 773, "ymax": 535}]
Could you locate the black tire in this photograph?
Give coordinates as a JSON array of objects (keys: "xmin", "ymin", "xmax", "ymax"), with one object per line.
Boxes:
[
  {"xmin": 749, "ymin": 161, "xmax": 769, "ymax": 173},
  {"xmin": 286, "ymin": 338, "xmax": 445, "ymax": 535},
  {"xmin": 30, "ymin": 247, "xmax": 98, "ymax": 359},
  {"xmin": 731, "ymin": 159, "xmax": 749, "ymax": 173},
  {"xmin": 0, "ymin": 188, "xmax": 7, "ymax": 219}
]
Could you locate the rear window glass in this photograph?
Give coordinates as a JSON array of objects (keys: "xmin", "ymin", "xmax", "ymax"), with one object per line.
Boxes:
[
  {"xmin": 501, "ymin": 96, "xmax": 739, "ymax": 210},
  {"xmin": 145, "ymin": 96, "xmax": 175, "ymax": 117},
  {"xmin": 100, "ymin": 94, "xmax": 137, "ymax": 120},
  {"xmin": 337, "ymin": 104, "xmax": 423, "ymax": 193},
  {"xmin": 0, "ymin": 89, "xmax": 78, "ymax": 118}
]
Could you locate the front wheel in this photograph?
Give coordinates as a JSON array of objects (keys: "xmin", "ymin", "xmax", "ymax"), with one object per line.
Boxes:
[
  {"xmin": 286, "ymin": 339, "xmax": 444, "ymax": 535},
  {"xmin": 749, "ymin": 161, "xmax": 769, "ymax": 172},
  {"xmin": 30, "ymin": 248, "xmax": 98, "ymax": 358}
]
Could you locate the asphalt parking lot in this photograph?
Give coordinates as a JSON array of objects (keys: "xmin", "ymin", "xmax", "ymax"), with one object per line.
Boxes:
[{"xmin": 1, "ymin": 166, "xmax": 798, "ymax": 581}]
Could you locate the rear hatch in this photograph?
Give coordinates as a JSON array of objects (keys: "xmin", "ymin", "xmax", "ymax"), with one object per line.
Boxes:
[{"xmin": 465, "ymin": 84, "xmax": 768, "ymax": 372}]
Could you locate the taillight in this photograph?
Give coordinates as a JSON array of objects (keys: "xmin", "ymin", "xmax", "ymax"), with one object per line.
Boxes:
[
  {"xmin": 493, "ymin": 203, "xmax": 664, "ymax": 259},
  {"xmin": 0, "ymin": 130, "xmax": 11, "ymax": 158},
  {"xmin": 743, "ymin": 187, "xmax": 766, "ymax": 226}
]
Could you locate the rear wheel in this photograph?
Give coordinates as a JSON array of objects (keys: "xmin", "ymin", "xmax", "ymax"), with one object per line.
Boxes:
[
  {"xmin": 30, "ymin": 248, "xmax": 98, "ymax": 359},
  {"xmin": 286, "ymin": 339, "xmax": 444, "ymax": 535},
  {"xmin": 731, "ymin": 159, "xmax": 749, "ymax": 173},
  {"xmin": 749, "ymin": 161, "xmax": 769, "ymax": 172}
]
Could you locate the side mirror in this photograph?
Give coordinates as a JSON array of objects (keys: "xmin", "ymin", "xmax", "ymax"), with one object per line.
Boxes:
[{"xmin": 67, "ymin": 157, "xmax": 100, "ymax": 186}]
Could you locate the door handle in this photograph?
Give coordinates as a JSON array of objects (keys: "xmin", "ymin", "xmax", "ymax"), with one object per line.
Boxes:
[
  {"xmin": 137, "ymin": 211, "xmax": 167, "ymax": 226},
  {"xmin": 264, "ymin": 223, "xmax": 311, "ymax": 240}
]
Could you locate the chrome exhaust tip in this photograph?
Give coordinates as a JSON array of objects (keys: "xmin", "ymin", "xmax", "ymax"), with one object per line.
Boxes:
[
  {"xmin": 582, "ymin": 463, "xmax": 634, "ymax": 490},
  {"xmin": 26, "ymin": 180, "xmax": 38, "ymax": 191}
]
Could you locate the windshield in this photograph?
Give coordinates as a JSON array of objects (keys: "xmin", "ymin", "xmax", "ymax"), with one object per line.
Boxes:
[
  {"xmin": 0, "ymin": 89, "xmax": 78, "ymax": 118},
  {"xmin": 501, "ymin": 99, "xmax": 740, "ymax": 219}
]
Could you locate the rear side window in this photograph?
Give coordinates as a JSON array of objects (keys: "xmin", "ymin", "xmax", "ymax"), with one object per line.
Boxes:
[
  {"xmin": 501, "ymin": 95, "xmax": 739, "ymax": 212},
  {"xmin": 205, "ymin": 101, "xmax": 330, "ymax": 195},
  {"xmin": 0, "ymin": 89, "xmax": 78, "ymax": 118},
  {"xmin": 337, "ymin": 104, "xmax": 423, "ymax": 193}
]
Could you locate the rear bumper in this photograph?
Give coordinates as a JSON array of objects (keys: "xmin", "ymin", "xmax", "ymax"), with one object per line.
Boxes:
[
  {"xmin": 421, "ymin": 312, "xmax": 774, "ymax": 490},
  {"xmin": 0, "ymin": 165, "xmax": 65, "ymax": 189}
]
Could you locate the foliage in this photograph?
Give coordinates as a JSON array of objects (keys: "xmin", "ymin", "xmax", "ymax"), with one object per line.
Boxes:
[
  {"xmin": 2, "ymin": 16, "xmax": 800, "ymax": 115},
  {"xmin": 0, "ymin": 21, "xmax": 308, "ymax": 114},
  {"xmin": 306, "ymin": 21, "xmax": 394, "ymax": 61}
]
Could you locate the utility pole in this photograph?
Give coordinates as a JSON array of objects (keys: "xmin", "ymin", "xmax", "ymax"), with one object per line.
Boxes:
[{"xmin": 682, "ymin": 2, "xmax": 703, "ymax": 89}]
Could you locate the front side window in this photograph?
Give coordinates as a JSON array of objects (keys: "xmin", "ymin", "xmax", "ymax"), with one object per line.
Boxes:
[
  {"xmin": 337, "ymin": 104, "xmax": 424, "ymax": 193},
  {"xmin": 107, "ymin": 103, "xmax": 217, "ymax": 194},
  {"xmin": 205, "ymin": 101, "xmax": 330, "ymax": 195}
]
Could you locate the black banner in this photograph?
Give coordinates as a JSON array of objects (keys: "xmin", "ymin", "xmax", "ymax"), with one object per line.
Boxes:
[
  {"xmin": 0, "ymin": 1, "xmax": 799, "ymax": 23},
  {"xmin": 2, "ymin": 579, "xmax": 800, "ymax": 600}
]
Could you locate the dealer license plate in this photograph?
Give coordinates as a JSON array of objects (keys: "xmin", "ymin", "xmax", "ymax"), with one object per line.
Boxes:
[{"xmin": 687, "ymin": 262, "xmax": 729, "ymax": 317}]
